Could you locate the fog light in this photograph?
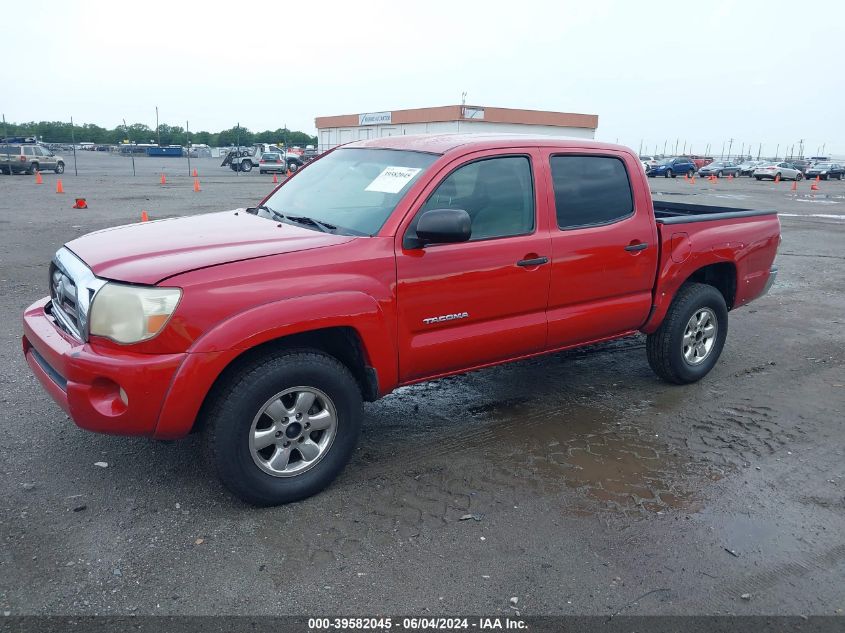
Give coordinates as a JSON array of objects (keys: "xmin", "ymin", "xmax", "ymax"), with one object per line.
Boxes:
[{"xmin": 89, "ymin": 378, "xmax": 128, "ymax": 417}]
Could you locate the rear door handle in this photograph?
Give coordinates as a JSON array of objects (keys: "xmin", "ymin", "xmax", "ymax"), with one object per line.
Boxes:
[
  {"xmin": 517, "ymin": 256, "xmax": 549, "ymax": 267},
  {"xmin": 624, "ymin": 243, "xmax": 649, "ymax": 252}
]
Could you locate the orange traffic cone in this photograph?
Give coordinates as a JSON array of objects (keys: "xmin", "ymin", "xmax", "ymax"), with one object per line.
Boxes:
[
  {"xmin": 810, "ymin": 180, "xmax": 819, "ymax": 191},
  {"xmin": 160, "ymin": 173, "xmax": 166, "ymax": 185},
  {"xmin": 774, "ymin": 174, "xmax": 780, "ymax": 183},
  {"xmin": 192, "ymin": 168, "xmax": 198, "ymax": 177},
  {"xmin": 272, "ymin": 173, "xmax": 278, "ymax": 183},
  {"xmin": 141, "ymin": 210, "xmax": 150, "ymax": 222},
  {"xmin": 35, "ymin": 171, "xmax": 43, "ymax": 184},
  {"xmin": 73, "ymin": 198, "xmax": 87, "ymax": 209},
  {"xmin": 690, "ymin": 176, "xmax": 696, "ymax": 184},
  {"xmin": 286, "ymin": 168, "xmax": 292, "ymax": 178},
  {"xmin": 791, "ymin": 180, "xmax": 798, "ymax": 191},
  {"xmin": 193, "ymin": 178, "xmax": 201, "ymax": 192},
  {"xmin": 56, "ymin": 179, "xmax": 64, "ymax": 193},
  {"xmin": 684, "ymin": 173, "xmax": 689, "ymax": 181},
  {"xmin": 728, "ymin": 174, "xmax": 734, "ymax": 181}
]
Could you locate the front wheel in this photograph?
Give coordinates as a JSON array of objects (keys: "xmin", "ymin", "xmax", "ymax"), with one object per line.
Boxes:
[
  {"xmin": 202, "ymin": 350, "xmax": 363, "ymax": 506},
  {"xmin": 646, "ymin": 282, "xmax": 728, "ymax": 384},
  {"xmin": 796, "ymin": 172, "xmax": 803, "ymax": 181},
  {"xmin": 688, "ymin": 169, "xmax": 695, "ymax": 177},
  {"xmin": 287, "ymin": 160, "xmax": 299, "ymax": 173},
  {"xmin": 55, "ymin": 161, "xmax": 65, "ymax": 174},
  {"xmin": 666, "ymin": 169, "xmax": 673, "ymax": 178}
]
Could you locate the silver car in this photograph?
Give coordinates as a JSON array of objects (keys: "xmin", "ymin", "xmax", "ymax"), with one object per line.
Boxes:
[
  {"xmin": 753, "ymin": 162, "xmax": 802, "ymax": 181},
  {"xmin": 0, "ymin": 144, "xmax": 65, "ymax": 175}
]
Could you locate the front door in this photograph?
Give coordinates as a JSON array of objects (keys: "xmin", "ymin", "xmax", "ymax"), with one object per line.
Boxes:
[{"xmin": 396, "ymin": 150, "xmax": 552, "ymax": 382}]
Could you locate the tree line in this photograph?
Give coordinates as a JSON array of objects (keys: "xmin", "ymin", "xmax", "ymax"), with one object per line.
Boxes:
[{"xmin": 1, "ymin": 120, "xmax": 318, "ymax": 147}]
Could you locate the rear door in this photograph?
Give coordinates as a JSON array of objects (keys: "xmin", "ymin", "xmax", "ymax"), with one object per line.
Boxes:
[
  {"xmin": 395, "ymin": 149, "xmax": 552, "ymax": 382},
  {"xmin": 541, "ymin": 149, "xmax": 658, "ymax": 348}
]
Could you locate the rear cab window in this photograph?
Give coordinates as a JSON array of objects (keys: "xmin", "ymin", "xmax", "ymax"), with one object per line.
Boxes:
[{"xmin": 549, "ymin": 155, "xmax": 634, "ymax": 229}]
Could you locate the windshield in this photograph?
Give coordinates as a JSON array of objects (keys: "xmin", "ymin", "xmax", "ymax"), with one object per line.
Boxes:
[
  {"xmin": 708, "ymin": 162, "xmax": 724, "ymax": 168},
  {"xmin": 657, "ymin": 158, "xmax": 673, "ymax": 165},
  {"xmin": 264, "ymin": 148, "xmax": 438, "ymax": 236},
  {"xmin": 813, "ymin": 163, "xmax": 832, "ymax": 169}
]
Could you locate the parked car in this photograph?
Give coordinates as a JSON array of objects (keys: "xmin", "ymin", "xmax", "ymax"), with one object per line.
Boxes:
[
  {"xmin": 753, "ymin": 162, "xmax": 803, "ymax": 181},
  {"xmin": 259, "ymin": 152, "xmax": 286, "ymax": 174},
  {"xmin": 805, "ymin": 162, "xmax": 844, "ymax": 180},
  {"xmin": 697, "ymin": 161, "xmax": 740, "ymax": 178},
  {"xmin": 221, "ymin": 143, "xmax": 304, "ymax": 173},
  {"xmin": 639, "ymin": 155, "xmax": 658, "ymax": 171},
  {"xmin": 22, "ymin": 134, "xmax": 780, "ymax": 505},
  {"xmin": 687, "ymin": 156, "xmax": 714, "ymax": 170},
  {"xmin": 0, "ymin": 143, "xmax": 65, "ymax": 175},
  {"xmin": 737, "ymin": 160, "xmax": 764, "ymax": 176},
  {"xmin": 788, "ymin": 159, "xmax": 812, "ymax": 174},
  {"xmin": 647, "ymin": 156, "xmax": 697, "ymax": 178}
]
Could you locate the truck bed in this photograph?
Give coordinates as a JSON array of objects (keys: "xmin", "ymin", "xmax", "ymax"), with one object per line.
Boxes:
[{"xmin": 654, "ymin": 201, "xmax": 777, "ymax": 224}]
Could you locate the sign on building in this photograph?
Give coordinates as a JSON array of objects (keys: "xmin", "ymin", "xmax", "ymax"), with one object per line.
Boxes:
[{"xmin": 359, "ymin": 111, "xmax": 392, "ymax": 126}]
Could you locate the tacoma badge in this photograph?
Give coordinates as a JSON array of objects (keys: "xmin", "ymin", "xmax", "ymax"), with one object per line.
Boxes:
[{"xmin": 423, "ymin": 312, "xmax": 469, "ymax": 325}]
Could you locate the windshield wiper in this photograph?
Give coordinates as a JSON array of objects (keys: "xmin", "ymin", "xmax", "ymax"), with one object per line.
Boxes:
[
  {"xmin": 246, "ymin": 204, "xmax": 286, "ymax": 223},
  {"xmin": 285, "ymin": 215, "xmax": 337, "ymax": 234}
]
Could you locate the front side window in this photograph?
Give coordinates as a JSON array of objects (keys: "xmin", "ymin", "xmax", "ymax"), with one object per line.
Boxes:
[
  {"xmin": 23, "ymin": 147, "xmax": 34, "ymax": 156},
  {"xmin": 551, "ymin": 155, "xmax": 634, "ymax": 230},
  {"xmin": 418, "ymin": 156, "xmax": 535, "ymax": 241}
]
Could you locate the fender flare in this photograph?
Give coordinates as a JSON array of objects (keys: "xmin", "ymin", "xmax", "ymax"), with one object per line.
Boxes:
[
  {"xmin": 153, "ymin": 291, "xmax": 396, "ymax": 439},
  {"xmin": 641, "ymin": 252, "xmax": 738, "ymax": 334}
]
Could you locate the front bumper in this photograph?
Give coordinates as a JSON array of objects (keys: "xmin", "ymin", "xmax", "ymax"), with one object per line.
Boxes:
[{"xmin": 22, "ymin": 297, "xmax": 186, "ymax": 436}]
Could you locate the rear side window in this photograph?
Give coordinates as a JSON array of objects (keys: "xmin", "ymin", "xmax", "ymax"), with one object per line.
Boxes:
[
  {"xmin": 23, "ymin": 147, "xmax": 34, "ymax": 156},
  {"xmin": 550, "ymin": 155, "xmax": 634, "ymax": 229}
]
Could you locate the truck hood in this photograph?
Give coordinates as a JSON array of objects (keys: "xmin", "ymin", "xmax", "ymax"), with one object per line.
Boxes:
[{"xmin": 66, "ymin": 210, "xmax": 356, "ymax": 285}]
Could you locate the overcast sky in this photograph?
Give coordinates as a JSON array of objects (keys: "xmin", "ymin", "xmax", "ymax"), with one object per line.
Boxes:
[{"xmin": 3, "ymin": 0, "xmax": 842, "ymax": 156}]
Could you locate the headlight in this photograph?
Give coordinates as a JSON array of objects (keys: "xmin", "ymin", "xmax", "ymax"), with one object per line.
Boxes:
[{"xmin": 89, "ymin": 283, "xmax": 182, "ymax": 344}]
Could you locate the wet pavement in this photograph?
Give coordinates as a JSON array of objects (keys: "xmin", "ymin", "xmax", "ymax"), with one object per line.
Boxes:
[{"xmin": 1, "ymin": 154, "xmax": 844, "ymax": 616}]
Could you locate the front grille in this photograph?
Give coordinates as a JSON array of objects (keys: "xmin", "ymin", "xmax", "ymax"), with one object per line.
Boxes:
[
  {"xmin": 47, "ymin": 248, "xmax": 106, "ymax": 342},
  {"xmin": 50, "ymin": 262, "xmax": 82, "ymax": 338}
]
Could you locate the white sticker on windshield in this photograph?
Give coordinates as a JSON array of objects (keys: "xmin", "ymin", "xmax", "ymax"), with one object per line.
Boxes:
[{"xmin": 365, "ymin": 166, "xmax": 422, "ymax": 194}]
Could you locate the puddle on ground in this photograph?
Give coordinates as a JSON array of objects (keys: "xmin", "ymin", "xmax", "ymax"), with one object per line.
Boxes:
[{"xmin": 459, "ymin": 400, "xmax": 705, "ymax": 517}]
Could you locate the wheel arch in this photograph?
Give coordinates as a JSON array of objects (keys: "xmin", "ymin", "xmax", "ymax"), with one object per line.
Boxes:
[
  {"xmin": 153, "ymin": 292, "xmax": 396, "ymax": 439},
  {"xmin": 642, "ymin": 260, "xmax": 737, "ymax": 334}
]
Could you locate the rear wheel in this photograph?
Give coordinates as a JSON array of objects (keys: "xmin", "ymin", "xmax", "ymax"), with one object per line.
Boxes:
[
  {"xmin": 202, "ymin": 350, "xmax": 363, "ymax": 506},
  {"xmin": 646, "ymin": 282, "xmax": 728, "ymax": 384},
  {"xmin": 28, "ymin": 162, "xmax": 39, "ymax": 175},
  {"xmin": 287, "ymin": 160, "xmax": 299, "ymax": 173}
]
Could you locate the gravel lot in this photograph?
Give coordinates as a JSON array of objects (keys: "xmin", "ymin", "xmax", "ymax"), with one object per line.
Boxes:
[{"xmin": 1, "ymin": 152, "xmax": 844, "ymax": 617}]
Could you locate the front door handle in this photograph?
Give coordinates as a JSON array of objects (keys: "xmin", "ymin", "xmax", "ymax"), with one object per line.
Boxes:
[
  {"xmin": 517, "ymin": 256, "xmax": 549, "ymax": 267},
  {"xmin": 624, "ymin": 242, "xmax": 649, "ymax": 252}
]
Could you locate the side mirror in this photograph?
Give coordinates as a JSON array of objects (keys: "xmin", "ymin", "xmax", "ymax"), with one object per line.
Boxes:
[{"xmin": 405, "ymin": 208, "xmax": 471, "ymax": 249}]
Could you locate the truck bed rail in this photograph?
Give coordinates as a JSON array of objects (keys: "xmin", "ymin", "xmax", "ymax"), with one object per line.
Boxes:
[{"xmin": 654, "ymin": 201, "xmax": 777, "ymax": 225}]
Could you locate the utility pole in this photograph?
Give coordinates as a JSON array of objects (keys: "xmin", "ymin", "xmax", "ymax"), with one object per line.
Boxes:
[
  {"xmin": 186, "ymin": 120, "xmax": 191, "ymax": 177},
  {"xmin": 774, "ymin": 144, "xmax": 779, "ymax": 160},
  {"xmin": 721, "ymin": 141, "xmax": 725, "ymax": 160},
  {"xmin": 639, "ymin": 139, "xmax": 643, "ymax": 155},
  {"xmin": 123, "ymin": 118, "xmax": 135, "ymax": 176},
  {"xmin": 70, "ymin": 116, "xmax": 78, "ymax": 176},
  {"xmin": 757, "ymin": 143, "xmax": 761, "ymax": 160},
  {"xmin": 798, "ymin": 138, "xmax": 804, "ymax": 158},
  {"xmin": 727, "ymin": 138, "xmax": 734, "ymax": 161},
  {"xmin": 663, "ymin": 140, "xmax": 667, "ymax": 156}
]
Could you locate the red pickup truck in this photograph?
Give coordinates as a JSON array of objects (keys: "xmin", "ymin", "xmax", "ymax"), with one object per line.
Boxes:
[{"xmin": 22, "ymin": 135, "xmax": 780, "ymax": 505}]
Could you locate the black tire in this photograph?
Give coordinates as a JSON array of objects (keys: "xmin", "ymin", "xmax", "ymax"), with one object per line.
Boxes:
[
  {"xmin": 202, "ymin": 350, "xmax": 363, "ymax": 506},
  {"xmin": 646, "ymin": 282, "xmax": 729, "ymax": 385},
  {"xmin": 717, "ymin": 170, "xmax": 723, "ymax": 178},
  {"xmin": 287, "ymin": 160, "xmax": 299, "ymax": 173},
  {"xmin": 28, "ymin": 162, "xmax": 39, "ymax": 175},
  {"xmin": 687, "ymin": 169, "xmax": 695, "ymax": 177},
  {"xmin": 796, "ymin": 172, "xmax": 803, "ymax": 181},
  {"xmin": 755, "ymin": 176, "xmax": 762, "ymax": 181},
  {"xmin": 240, "ymin": 160, "xmax": 253, "ymax": 172},
  {"xmin": 259, "ymin": 170, "xmax": 266, "ymax": 175},
  {"xmin": 775, "ymin": 172, "xmax": 781, "ymax": 181},
  {"xmin": 666, "ymin": 169, "xmax": 674, "ymax": 178},
  {"xmin": 55, "ymin": 161, "xmax": 64, "ymax": 174}
]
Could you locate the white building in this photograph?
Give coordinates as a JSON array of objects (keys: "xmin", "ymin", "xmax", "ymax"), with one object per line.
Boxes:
[{"xmin": 315, "ymin": 105, "xmax": 598, "ymax": 153}]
